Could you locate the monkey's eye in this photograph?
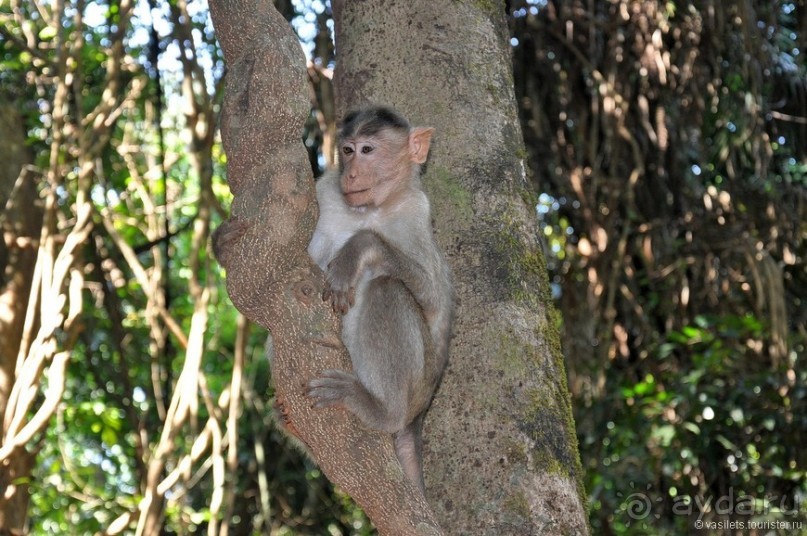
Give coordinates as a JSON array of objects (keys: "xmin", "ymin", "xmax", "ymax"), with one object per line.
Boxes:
[
  {"xmin": 361, "ymin": 145, "xmax": 374, "ymax": 154},
  {"xmin": 342, "ymin": 146, "xmax": 354, "ymax": 155}
]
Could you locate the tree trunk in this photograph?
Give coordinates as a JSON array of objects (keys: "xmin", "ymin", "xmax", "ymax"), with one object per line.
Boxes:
[
  {"xmin": 332, "ymin": 1, "xmax": 588, "ymax": 534},
  {"xmin": 0, "ymin": 104, "xmax": 41, "ymax": 535}
]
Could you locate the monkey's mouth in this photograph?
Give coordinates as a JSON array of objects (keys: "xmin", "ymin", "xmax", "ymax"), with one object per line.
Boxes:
[{"xmin": 343, "ymin": 189, "xmax": 371, "ymax": 205}]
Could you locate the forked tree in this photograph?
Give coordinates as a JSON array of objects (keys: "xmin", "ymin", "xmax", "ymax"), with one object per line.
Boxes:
[{"xmin": 209, "ymin": 1, "xmax": 588, "ymax": 534}]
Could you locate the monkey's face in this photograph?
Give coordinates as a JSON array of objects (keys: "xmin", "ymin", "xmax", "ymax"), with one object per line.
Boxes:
[{"xmin": 339, "ymin": 131, "xmax": 411, "ymax": 209}]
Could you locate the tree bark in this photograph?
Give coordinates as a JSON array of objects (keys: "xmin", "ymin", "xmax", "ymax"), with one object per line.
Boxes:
[
  {"xmin": 208, "ymin": 2, "xmax": 441, "ymax": 534},
  {"xmin": 0, "ymin": 104, "xmax": 41, "ymax": 535},
  {"xmin": 332, "ymin": 1, "xmax": 588, "ymax": 534}
]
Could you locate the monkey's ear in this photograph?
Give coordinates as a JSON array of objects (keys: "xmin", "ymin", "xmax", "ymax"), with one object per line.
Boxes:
[{"xmin": 409, "ymin": 127, "xmax": 435, "ymax": 164}]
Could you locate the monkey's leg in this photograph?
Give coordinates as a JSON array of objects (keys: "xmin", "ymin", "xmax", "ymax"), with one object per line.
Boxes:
[{"xmin": 308, "ymin": 278, "xmax": 423, "ymax": 434}]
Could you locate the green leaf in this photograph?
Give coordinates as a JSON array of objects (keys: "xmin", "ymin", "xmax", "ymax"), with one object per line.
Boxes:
[
  {"xmin": 101, "ymin": 427, "xmax": 118, "ymax": 446},
  {"xmin": 716, "ymin": 434, "xmax": 738, "ymax": 451},
  {"xmin": 39, "ymin": 26, "xmax": 57, "ymax": 40},
  {"xmin": 683, "ymin": 422, "xmax": 701, "ymax": 435},
  {"xmin": 652, "ymin": 424, "xmax": 676, "ymax": 447}
]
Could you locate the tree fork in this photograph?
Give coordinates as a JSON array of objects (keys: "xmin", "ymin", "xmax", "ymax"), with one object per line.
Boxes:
[{"xmin": 207, "ymin": 2, "xmax": 442, "ymax": 534}]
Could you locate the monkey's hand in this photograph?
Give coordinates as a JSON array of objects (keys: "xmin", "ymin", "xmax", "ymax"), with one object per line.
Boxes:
[
  {"xmin": 306, "ymin": 369, "xmax": 363, "ymax": 409},
  {"xmin": 323, "ymin": 230, "xmax": 386, "ymax": 314},
  {"xmin": 323, "ymin": 248, "xmax": 360, "ymax": 314}
]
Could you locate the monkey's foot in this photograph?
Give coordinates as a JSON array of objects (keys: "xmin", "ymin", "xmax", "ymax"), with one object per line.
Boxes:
[{"xmin": 306, "ymin": 369, "xmax": 361, "ymax": 408}]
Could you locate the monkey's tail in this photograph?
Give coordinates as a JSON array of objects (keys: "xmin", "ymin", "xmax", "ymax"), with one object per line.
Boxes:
[{"xmin": 393, "ymin": 413, "xmax": 426, "ymax": 495}]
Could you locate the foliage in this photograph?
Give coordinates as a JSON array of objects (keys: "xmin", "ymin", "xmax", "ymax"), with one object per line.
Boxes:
[
  {"xmin": 511, "ymin": 0, "xmax": 805, "ymax": 533},
  {"xmin": 587, "ymin": 315, "xmax": 806, "ymax": 534}
]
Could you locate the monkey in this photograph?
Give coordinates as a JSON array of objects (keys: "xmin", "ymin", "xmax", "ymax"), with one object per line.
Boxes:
[{"xmin": 306, "ymin": 106, "xmax": 454, "ymax": 494}]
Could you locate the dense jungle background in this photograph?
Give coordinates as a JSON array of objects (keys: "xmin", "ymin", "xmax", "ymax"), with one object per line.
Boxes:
[{"xmin": 0, "ymin": 0, "xmax": 804, "ymax": 534}]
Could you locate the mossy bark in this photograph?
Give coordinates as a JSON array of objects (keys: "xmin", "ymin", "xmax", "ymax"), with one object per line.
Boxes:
[{"xmin": 333, "ymin": 0, "xmax": 588, "ymax": 533}]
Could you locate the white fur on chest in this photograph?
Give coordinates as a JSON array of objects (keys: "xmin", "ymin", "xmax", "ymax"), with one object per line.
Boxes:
[{"xmin": 307, "ymin": 172, "xmax": 431, "ymax": 271}]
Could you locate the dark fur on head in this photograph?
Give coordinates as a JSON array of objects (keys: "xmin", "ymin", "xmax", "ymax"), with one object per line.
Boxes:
[{"xmin": 341, "ymin": 106, "xmax": 410, "ymax": 139}]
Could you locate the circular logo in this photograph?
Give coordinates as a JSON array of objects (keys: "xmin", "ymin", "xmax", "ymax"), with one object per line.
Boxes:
[{"xmin": 615, "ymin": 482, "xmax": 663, "ymax": 528}]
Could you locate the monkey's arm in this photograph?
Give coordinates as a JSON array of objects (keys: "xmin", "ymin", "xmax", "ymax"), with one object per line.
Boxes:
[{"xmin": 324, "ymin": 229, "xmax": 436, "ymax": 316}]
